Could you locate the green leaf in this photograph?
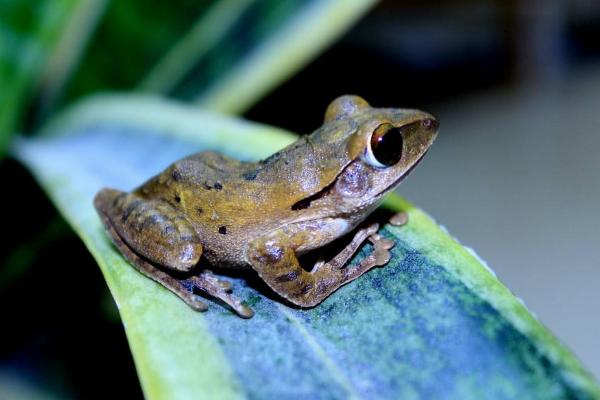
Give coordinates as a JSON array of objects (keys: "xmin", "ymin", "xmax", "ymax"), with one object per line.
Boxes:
[
  {"xmin": 0, "ymin": 0, "xmax": 104, "ymax": 154},
  {"xmin": 66, "ymin": 0, "xmax": 217, "ymax": 99},
  {"xmin": 1, "ymin": 0, "xmax": 375, "ymax": 155},
  {"xmin": 138, "ymin": 0, "xmax": 256, "ymax": 94},
  {"xmin": 68, "ymin": 0, "xmax": 377, "ymax": 114},
  {"xmin": 182, "ymin": 0, "xmax": 378, "ymax": 114},
  {"xmin": 13, "ymin": 95, "xmax": 600, "ymax": 399},
  {"xmin": 34, "ymin": 0, "xmax": 108, "ymax": 119}
]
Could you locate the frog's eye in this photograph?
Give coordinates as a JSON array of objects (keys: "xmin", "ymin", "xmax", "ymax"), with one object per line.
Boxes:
[{"xmin": 364, "ymin": 123, "xmax": 403, "ymax": 168}]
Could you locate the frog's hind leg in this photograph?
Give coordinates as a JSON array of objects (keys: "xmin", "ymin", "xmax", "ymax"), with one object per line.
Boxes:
[
  {"xmin": 94, "ymin": 188, "xmax": 203, "ymax": 272},
  {"xmin": 95, "ymin": 188, "xmax": 254, "ymax": 317},
  {"xmin": 95, "ymin": 200, "xmax": 209, "ymax": 312},
  {"xmin": 99, "ymin": 210, "xmax": 253, "ymax": 317}
]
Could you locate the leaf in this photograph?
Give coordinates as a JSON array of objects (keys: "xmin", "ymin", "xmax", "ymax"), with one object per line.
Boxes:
[
  {"xmin": 0, "ymin": 0, "xmax": 104, "ymax": 155},
  {"xmin": 34, "ymin": 0, "xmax": 108, "ymax": 119},
  {"xmin": 187, "ymin": 0, "xmax": 378, "ymax": 114},
  {"xmin": 138, "ymin": 0, "xmax": 256, "ymax": 94},
  {"xmin": 65, "ymin": 0, "xmax": 217, "ymax": 99},
  {"xmin": 13, "ymin": 95, "xmax": 600, "ymax": 399},
  {"xmin": 67, "ymin": 0, "xmax": 377, "ymax": 114},
  {"xmin": 1, "ymin": 0, "xmax": 375, "ymax": 154}
]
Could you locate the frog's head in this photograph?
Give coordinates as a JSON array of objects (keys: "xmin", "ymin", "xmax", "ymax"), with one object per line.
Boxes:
[{"xmin": 301, "ymin": 95, "xmax": 438, "ymax": 216}]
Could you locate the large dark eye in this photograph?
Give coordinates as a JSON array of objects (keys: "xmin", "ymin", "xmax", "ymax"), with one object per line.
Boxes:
[{"xmin": 364, "ymin": 124, "xmax": 403, "ymax": 168}]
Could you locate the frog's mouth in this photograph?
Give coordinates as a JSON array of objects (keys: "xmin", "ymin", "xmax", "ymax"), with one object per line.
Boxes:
[{"xmin": 374, "ymin": 149, "xmax": 429, "ymax": 199}]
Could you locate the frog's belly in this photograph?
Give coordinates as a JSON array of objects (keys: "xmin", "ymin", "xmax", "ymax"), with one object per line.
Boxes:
[
  {"xmin": 198, "ymin": 218, "xmax": 360, "ymax": 270},
  {"xmin": 195, "ymin": 216, "xmax": 364, "ymax": 269},
  {"xmin": 293, "ymin": 217, "xmax": 358, "ymax": 254},
  {"xmin": 196, "ymin": 229, "xmax": 252, "ymax": 270}
]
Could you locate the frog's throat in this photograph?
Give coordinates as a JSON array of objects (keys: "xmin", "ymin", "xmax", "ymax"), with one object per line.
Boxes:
[{"xmin": 374, "ymin": 149, "xmax": 429, "ymax": 198}]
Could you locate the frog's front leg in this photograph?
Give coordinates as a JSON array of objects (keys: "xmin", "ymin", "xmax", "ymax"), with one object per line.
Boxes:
[{"xmin": 246, "ymin": 223, "xmax": 394, "ymax": 307}]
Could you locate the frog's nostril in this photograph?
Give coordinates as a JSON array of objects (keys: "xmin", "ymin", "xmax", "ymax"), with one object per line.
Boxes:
[{"xmin": 422, "ymin": 118, "xmax": 439, "ymax": 131}]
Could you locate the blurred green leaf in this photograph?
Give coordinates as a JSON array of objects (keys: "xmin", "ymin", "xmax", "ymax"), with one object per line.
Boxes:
[
  {"xmin": 68, "ymin": 0, "xmax": 377, "ymax": 114},
  {"xmin": 194, "ymin": 0, "xmax": 378, "ymax": 113},
  {"xmin": 138, "ymin": 0, "xmax": 255, "ymax": 94},
  {"xmin": 0, "ymin": 0, "xmax": 376, "ymax": 157},
  {"xmin": 148, "ymin": 0, "xmax": 378, "ymax": 114},
  {"xmin": 13, "ymin": 95, "xmax": 600, "ymax": 399},
  {"xmin": 35, "ymin": 0, "xmax": 108, "ymax": 119},
  {"xmin": 0, "ymin": 0, "xmax": 104, "ymax": 155},
  {"xmin": 66, "ymin": 0, "xmax": 215, "ymax": 98}
]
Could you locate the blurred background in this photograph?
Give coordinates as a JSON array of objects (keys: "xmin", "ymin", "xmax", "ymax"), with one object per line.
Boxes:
[{"xmin": 1, "ymin": 0, "xmax": 599, "ymax": 398}]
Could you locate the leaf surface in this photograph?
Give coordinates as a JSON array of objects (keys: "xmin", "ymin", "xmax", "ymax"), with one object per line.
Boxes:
[
  {"xmin": 13, "ymin": 95, "xmax": 600, "ymax": 399},
  {"xmin": 0, "ymin": 0, "xmax": 105, "ymax": 154},
  {"xmin": 67, "ymin": 0, "xmax": 377, "ymax": 114}
]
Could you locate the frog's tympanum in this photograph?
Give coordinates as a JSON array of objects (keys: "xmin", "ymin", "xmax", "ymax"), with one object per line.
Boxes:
[{"xmin": 94, "ymin": 95, "xmax": 438, "ymax": 318}]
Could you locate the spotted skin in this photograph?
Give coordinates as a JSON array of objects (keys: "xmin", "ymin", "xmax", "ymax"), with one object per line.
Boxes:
[{"xmin": 94, "ymin": 95, "xmax": 438, "ymax": 317}]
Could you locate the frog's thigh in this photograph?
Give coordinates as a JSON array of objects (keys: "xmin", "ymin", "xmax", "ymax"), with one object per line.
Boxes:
[
  {"xmin": 96, "ymin": 201, "xmax": 209, "ymax": 312},
  {"xmin": 95, "ymin": 188, "xmax": 202, "ymax": 272},
  {"xmin": 247, "ymin": 226, "xmax": 382, "ymax": 308}
]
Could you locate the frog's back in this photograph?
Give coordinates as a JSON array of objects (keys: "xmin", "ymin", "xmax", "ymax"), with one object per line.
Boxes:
[
  {"xmin": 131, "ymin": 137, "xmax": 358, "ymax": 267},
  {"xmin": 130, "ymin": 152, "xmax": 287, "ymax": 267}
]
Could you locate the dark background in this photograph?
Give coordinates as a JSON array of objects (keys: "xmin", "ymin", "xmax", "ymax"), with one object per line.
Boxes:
[{"xmin": 1, "ymin": 0, "xmax": 599, "ymax": 398}]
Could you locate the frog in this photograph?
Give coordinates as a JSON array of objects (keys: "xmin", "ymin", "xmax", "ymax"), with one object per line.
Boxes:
[{"xmin": 94, "ymin": 95, "xmax": 438, "ymax": 318}]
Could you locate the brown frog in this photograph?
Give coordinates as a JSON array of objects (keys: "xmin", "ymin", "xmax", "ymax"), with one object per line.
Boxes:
[{"xmin": 94, "ymin": 95, "xmax": 438, "ymax": 318}]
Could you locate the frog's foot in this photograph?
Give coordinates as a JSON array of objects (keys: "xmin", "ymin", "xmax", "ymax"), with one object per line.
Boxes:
[
  {"xmin": 354, "ymin": 211, "xmax": 404, "ymax": 270},
  {"xmin": 114, "ymin": 243, "xmax": 210, "ymax": 312},
  {"xmin": 361, "ymin": 232, "xmax": 395, "ymax": 269},
  {"xmin": 325, "ymin": 225, "xmax": 396, "ymax": 281},
  {"xmin": 247, "ymin": 222, "xmax": 395, "ymax": 308},
  {"xmin": 190, "ymin": 272, "xmax": 254, "ymax": 318}
]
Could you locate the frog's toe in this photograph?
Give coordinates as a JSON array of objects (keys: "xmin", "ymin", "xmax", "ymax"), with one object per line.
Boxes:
[
  {"xmin": 389, "ymin": 211, "xmax": 409, "ymax": 227},
  {"xmin": 218, "ymin": 281, "xmax": 233, "ymax": 292},
  {"xmin": 369, "ymin": 236, "xmax": 395, "ymax": 250},
  {"xmin": 191, "ymin": 273, "xmax": 254, "ymax": 318},
  {"xmin": 360, "ymin": 232, "xmax": 395, "ymax": 269},
  {"xmin": 236, "ymin": 303, "xmax": 255, "ymax": 319},
  {"xmin": 372, "ymin": 246, "xmax": 391, "ymax": 266},
  {"xmin": 186, "ymin": 296, "xmax": 209, "ymax": 312},
  {"xmin": 203, "ymin": 270, "xmax": 233, "ymax": 292}
]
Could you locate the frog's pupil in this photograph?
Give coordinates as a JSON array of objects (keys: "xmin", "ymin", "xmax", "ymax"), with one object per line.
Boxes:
[{"xmin": 371, "ymin": 127, "xmax": 403, "ymax": 166}]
